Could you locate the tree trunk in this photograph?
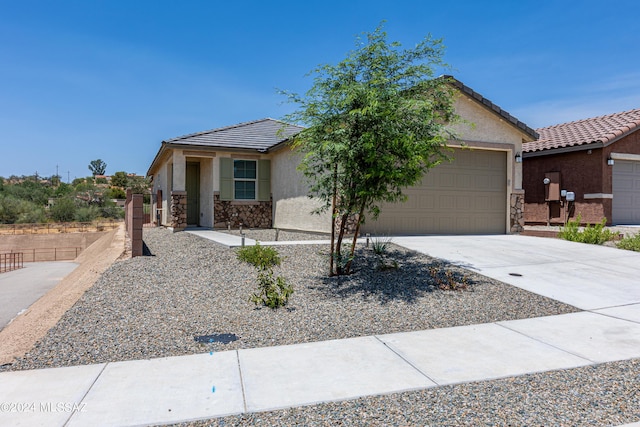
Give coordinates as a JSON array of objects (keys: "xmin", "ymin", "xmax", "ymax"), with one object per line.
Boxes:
[
  {"xmin": 344, "ymin": 199, "xmax": 366, "ymax": 274},
  {"xmin": 335, "ymin": 212, "xmax": 349, "ymax": 275},
  {"xmin": 329, "ymin": 164, "xmax": 338, "ymax": 276}
]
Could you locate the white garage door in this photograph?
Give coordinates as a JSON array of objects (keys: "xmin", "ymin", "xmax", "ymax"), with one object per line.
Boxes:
[
  {"xmin": 361, "ymin": 148, "xmax": 507, "ymax": 235},
  {"xmin": 613, "ymin": 160, "xmax": 640, "ymax": 224}
]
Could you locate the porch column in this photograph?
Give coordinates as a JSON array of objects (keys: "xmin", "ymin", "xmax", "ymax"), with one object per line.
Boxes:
[
  {"xmin": 510, "ymin": 190, "xmax": 525, "ymax": 233},
  {"xmin": 170, "ymin": 191, "xmax": 187, "ymax": 232}
]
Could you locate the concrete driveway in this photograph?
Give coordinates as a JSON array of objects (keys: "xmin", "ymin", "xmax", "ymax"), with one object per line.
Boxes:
[{"xmin": 393, "ymin": 235, "xmax": 640, "ymax": 313}]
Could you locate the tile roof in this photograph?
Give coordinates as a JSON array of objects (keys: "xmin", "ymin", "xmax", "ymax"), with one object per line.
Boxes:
[
  {"xmin": 444, "ymin": 75, "xmax": 539, "ymax": 140},
  {"xmin": 163, "ymin": 118, "xmax": 304, "ymax": 152},
  {"xmin": 524, "ymin": 108, "xmax": 640, "ymax": 153}
]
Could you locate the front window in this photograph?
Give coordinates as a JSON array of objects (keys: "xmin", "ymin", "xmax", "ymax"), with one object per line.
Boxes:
[{"xmin": 234, "ymin": 160, "xmax": 256, "ymax": 200}]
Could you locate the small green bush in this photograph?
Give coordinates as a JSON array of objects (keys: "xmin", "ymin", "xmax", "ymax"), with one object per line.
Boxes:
[
  {"xmin": 249, "ymin": 270, "xmax": 294, "ymax": 309},
  {"xmin": 371, "ymin": 236, "xmax": 392, "ymax": 256},
  {"xmin": 239, "ymin": 243, "xmax": 292, "ymax": 309},
  {"xmin": 617, "ymin": 233, "xmax": 640, "ymax": 252},
  {"xmin": 237, "ymin": 243, "xmax": 281, "ymax": 270},
  {"xmin": 558, "ymin": 215, "xmax": 613, "ymax": 245}
]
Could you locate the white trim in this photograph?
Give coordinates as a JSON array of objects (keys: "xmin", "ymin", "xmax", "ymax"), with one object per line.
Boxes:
[
  {"xmin": 584, "ymin": 193, "xmax": 613, "ymax": 199},
  {"xmin": 610, "ymin": 152, "xmax": 640, "ymax": 162}
]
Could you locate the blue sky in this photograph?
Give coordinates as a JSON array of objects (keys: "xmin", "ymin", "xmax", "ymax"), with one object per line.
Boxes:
[{"xmin": 1, "ymin": 0, "xmax": 639, "ymax": 180}]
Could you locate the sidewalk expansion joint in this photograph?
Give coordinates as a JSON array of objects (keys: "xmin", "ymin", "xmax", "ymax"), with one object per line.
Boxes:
[
  {"xmin": 494, "ymin": 322, "xmax": 596, "ymax": 364},
  {"xmin": 235, "ymin": 350, "xmax": 248, "ymax": 413},
  {"xmin": 587, "ymin": 309, "xmax": 640, "ymax": 325},
  {"xmin": 373, "ymin": 336, "xmax": 440, "ymax": 386},
  {"xmin": 63, "ymin": 362, "xmax": 108, "ymax": 427}
]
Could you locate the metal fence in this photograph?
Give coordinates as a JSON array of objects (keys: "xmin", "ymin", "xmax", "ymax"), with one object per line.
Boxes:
[
  {"xmin": 2, "ymin": 248, "xmax": 81, "ymax": 262},
  {"xmin": 0, "ymin": 252, "xmax": 24, "ymax": 273},
  {"xmin": 0, "ymin": 221, "xmax": 121, "ymax": 235}
]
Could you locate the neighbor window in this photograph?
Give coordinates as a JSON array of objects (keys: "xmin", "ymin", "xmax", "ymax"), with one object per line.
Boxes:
[{"xmin": 233, "ymin": 160, "xmax": 256, "ymax": 200}]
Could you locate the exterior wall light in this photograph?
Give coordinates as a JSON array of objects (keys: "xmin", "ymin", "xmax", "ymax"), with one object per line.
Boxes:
[
  {"xmin": 515, "ymin": 152, "xmax": 522, "ymax": 163},
  {"xmin": 607, "ymin": 157, "xmax": 615, "ymax": 166},
  {"xmin": 543, "ymin": 177, "xmax": 551, "ymax": 185}
]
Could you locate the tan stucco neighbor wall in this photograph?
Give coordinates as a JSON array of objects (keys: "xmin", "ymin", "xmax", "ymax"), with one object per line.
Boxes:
[{"xmin": 271, "ymin": 146, "xmax": 332, "ymax": 233}]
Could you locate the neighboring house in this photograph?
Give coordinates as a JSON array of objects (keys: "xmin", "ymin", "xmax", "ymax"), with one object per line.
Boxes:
[
  {"xmin": 146, "ymin": 77, "xmax": 537, "ymax": 235},
  {"xmin": 523, "ymin": 108, "xmax": 640, "ymax": 226}
]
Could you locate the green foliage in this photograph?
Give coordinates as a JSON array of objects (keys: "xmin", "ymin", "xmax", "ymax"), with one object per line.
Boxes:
[
  {"xmin": 88, "ymin": 159, "xmax": 107, "ymax": 176},
  {"xmin": 0, "ymin": 195, "xmax": 44, "ymax": 224},
  {"xmin": 111, "ymin": 171, "xmax": 129, "ymax": 188},
  {"xmin": 558, "ymin": 215, "xmax": 614, "ymax": 245},
  {"xmin": 281, "ymin": 23, "xmax": 458, "ymax": 276},
  {"xmin": 50, "ymin": 197, "xmax": 77, "ymax": 222},
  {"xmin": 106, "ymin": 187, "xmax": 126, "ymax": 199},
  {"xmin": 371, "ymin": 236, "xmax": 393, "ymax": 256},
  {"xmin": 239, "ymin": 244, "xmax": 292, "ymax": 309},
  {"xmin": 616, "ymin": 233, "xmax": 640, "ymax": 252},
  {"xmin": 249, "ymin": 269, "xmax": 294, "ymax": 309},
  {"xmin": 237, "ymin": 243, "xmax": 282, "ymax": 270},
  {"xmin": 74, "ymin": 205, "xmax": 100, "ymax": 222}
]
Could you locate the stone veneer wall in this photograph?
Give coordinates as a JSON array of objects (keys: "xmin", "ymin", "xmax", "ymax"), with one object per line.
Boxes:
[
  {"xmin": 510, "ymin": 191, "xmax": 525, "ymax": 233},
  {"xmin": 170, "ymin": 191, "xmax": 187, "ymax": 231},
  {"xmin": 213, "ymin": 193, "xmax": 272, "ymax": 228}
]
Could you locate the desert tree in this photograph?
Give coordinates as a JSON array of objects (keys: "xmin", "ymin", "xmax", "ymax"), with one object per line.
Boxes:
[
  {"xmin": 88, "ymin": 159, "xmax": 107, "ymax": 176},
  {"xmin": 282, "ymin": 24, "xmax": 459, "ymax": 276}
]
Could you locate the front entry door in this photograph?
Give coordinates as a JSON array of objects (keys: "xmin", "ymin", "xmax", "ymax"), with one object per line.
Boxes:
[{"xmin": 186, "ymin": 162, "xmax": 200, "ymax": 226}]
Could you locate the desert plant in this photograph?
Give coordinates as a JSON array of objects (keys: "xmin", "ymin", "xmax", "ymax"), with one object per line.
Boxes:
[
  {"xmin": 558, "ymin": 215, "xmax": 614, "ymax": 245},
  {"xmin": 617, "ymin": 233, "xmax": 640, "ymax": 252},
  {"xmin": 239, "ymin": 243, "xmax": 292, "ymax": 309},
  {"xmin": 428, "ymin": 263, "xmax": 469, "ymax": 291},
  {"xmin": 237, "ymin": 243, "xmax": 281, "ymax": 270},
  {"xmin": 249, "ymin": 269, "xmax": 294, "ymax": 309},
  {"xmin": 371, "ymin": 236, "xmax": 393, "ymax": 256}
]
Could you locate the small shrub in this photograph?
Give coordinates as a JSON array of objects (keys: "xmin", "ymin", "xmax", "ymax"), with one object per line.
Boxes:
[
  {"xmin": 249, "ymin": 270, "xmax": 294, "ymax": 309},
  {"xmin": 617, "ymin": 233, "xmax": 640, "ymax": 252},
  {"xmin": 371, "ymin": 236, "xmax": 393, "ymax": 255},
  {"xmin": 558, "ymin": 215, "xmax": 614, "ymax": 245},
  {"xmin": 428, "ymin": 263, "xmax": 469, "ymax": 291},
  {"xmin": 240, "ymin": 244, "xmax": 292, "ymax": 309},
  {"xmin": 237, "ymin": 243, "xmax": 281, "ymax": 270}
]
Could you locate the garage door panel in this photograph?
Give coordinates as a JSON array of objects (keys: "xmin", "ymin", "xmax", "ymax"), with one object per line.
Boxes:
[
  {"xmin": 362, "ymin": 149, "xmax": 507, "ymax": 235},
  {"xmin": 613, "ymin": 160, "xmax": 640, "ymax": 224}
]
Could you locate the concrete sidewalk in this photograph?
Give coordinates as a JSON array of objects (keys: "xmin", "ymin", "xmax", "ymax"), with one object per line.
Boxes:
[
  {"xmin": 1, "ymin": 308, "xmax": 640, "ymax": 426},
  {"xmin": 1, "ymin": 234, "xmax": 640, "ymax": 426},
  {"xmin": 185, "ymin": 228, "xmax": 366, "ymax": 247}
]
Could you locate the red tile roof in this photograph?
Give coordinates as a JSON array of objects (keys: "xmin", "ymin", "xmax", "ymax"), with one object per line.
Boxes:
[{"xmin": 524, "ymin": 108, "xmax": 640, "ymax": 153}]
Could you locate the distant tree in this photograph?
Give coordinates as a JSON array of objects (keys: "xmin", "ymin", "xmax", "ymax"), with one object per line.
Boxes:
[
  {"xmin": 50, "ymin": 197, "xmax": 77, "ymax": 222},
  {"xmin": 106, "ymin": 187, "xmax": 126, "ymax": 199},
  {"xmin": 88, "ymin": 159, "xmax": 107, "ymax": 176},
  {"xmin": 111, "ymin": 171, "xmax": 129, "ymax": 188},
  {"xmin": 282, "ymin": 24, "xmax": 458, "ymax": 276}
]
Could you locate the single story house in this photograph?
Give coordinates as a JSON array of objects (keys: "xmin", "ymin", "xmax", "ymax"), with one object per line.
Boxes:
[
  {"xmin": 523, "ymin": 108, "xmax": 640, "ymax": 225},
  {"xmin": 146, "ymin": 77, "xmax": 537, "ymax": 235}
]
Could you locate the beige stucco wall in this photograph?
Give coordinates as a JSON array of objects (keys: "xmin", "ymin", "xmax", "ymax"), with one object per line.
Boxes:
[
  {"xmin": 150, "ymin": 157, "xmax": 172, "ymax": 226},
  {"xmin": 270, "ymin": 146, "xmax": 331, "ymax": 233},
  {"xmin": 450, "ymin": 94, "xmax": 526, "ymax": 189}
]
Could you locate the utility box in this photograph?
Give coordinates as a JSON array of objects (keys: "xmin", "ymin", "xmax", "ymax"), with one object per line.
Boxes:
[
  {"xmin": 566, "ymin": 191, "xmax": 575, "ymax": 202},
  {"xmin": 545, "ymin": 172, "xmax": 561, "ymax": 201}
]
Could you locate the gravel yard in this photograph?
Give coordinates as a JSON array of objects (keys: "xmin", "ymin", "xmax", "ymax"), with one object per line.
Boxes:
[
  {"xmin": 4, "ymin": 227, "xmax": 639, "ymax": 425},
  {"xmin": 6, "ymin": 227, "xmax": 577, "ymax": 371}
]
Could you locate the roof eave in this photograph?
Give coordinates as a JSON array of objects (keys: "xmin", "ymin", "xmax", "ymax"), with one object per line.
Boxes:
[
  {"xmin": 443, "ymin": 75, "xmax": 539, "ymax": 141},
  {"xmin": 522, "ymin": 141, "xmax": 604, "ymax": 158}
]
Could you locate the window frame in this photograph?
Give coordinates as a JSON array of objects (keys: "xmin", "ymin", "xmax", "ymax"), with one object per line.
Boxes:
[{"xmin": 233, "ymin": 159, "xmax": 257, "ymax": 200}]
